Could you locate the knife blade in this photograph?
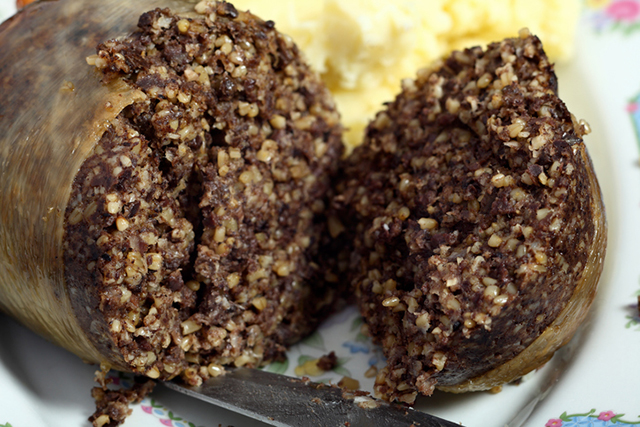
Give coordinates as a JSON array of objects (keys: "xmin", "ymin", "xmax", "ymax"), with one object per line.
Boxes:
[{"xmin": 163, "ymin": 368, "xmax": 463, "ymax": 427}]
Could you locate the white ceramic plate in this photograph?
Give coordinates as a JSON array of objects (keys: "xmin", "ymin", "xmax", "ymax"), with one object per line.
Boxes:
[{"xmin": 2, "ymin": 2, "xmax": 640, "ymax": 427}]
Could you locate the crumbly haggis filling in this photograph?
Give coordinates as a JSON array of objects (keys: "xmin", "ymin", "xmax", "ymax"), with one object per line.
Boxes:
[
  {"xmin": 333, "ymin": 30, "xmax": 596, "ymax": 403},
  {"xmin": 63, "ymin": 1, "xmax": 342, "ymax": 411},
  {"xmin": 89, "ymin": 366, "xmax": 156, "ymax": 427}
]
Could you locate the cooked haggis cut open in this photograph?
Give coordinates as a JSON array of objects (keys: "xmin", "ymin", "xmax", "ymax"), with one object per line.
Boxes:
[
  {"xmin": 63, "ymin": 1, "xmax": 343, "ymax": 388},
  {"xmin": 332, "ymin": 30, "xmax": 606, "ymax": 403},
  {"xmin": 0, "ymin": 0, "xmax": 344, "ymax": 423}
]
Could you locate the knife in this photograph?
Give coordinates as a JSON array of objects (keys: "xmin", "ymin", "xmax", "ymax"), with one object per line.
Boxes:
[{"xmin": 163, "ymin": 367, "xmax": 463, "ymax": 427}]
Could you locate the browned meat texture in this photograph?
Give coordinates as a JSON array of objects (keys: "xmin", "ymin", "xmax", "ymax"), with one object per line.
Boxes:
[
  {"xmin": 332, "ymin": 31, "xmax": 596, "ymax": 403},
  {"xmin": 63, "ymin": 1, "xmax": 343, "ymax": 400}
]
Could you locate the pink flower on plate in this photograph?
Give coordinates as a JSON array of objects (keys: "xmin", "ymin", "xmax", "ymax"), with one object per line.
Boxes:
[
  {"xmin": 545, "ymin": 419, "xmax": 563, "ymax": 427},
  {"xmin": 141, "ymin": 405, "xmax": 153, "ymax": 414},
  {"xmin": 606, "ymin": 0, "xmax": 640, "ymax": 22},
  {"xmin": 598, "ymin": 411, "xmax": 616, "ymax": 421},
  {"xmin": 160, "ymin": 419, "xmax": 173, "ymax": 427},
  {"xmin": 627, "ymin": 102, "xmax": 639, "ymax": 113}
]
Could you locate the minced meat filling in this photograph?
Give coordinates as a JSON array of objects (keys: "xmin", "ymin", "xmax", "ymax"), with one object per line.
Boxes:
[
  {"xmin": 333, "ymin": 30, "xmax": 595, "ymax": 403},
  {"xmin": 63, "ymin": 1, "xmax": 343, "ymax": 393}
]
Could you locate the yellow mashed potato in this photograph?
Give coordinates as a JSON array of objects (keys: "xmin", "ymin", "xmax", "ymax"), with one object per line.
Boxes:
[{"xmin": 233, "ymin": 0, "xmax": 580, "ymax": 148}]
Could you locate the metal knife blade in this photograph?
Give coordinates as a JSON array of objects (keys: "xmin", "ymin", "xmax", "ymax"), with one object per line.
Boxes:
[{"xmin": 163, "ymin": 368, "xmax": 463, "ymax": 427}]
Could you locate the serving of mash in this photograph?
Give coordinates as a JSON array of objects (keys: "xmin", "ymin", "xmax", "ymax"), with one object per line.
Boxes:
[{"xmin": 234, "ymin": 0, "xmax": 580, "ymax": 147}]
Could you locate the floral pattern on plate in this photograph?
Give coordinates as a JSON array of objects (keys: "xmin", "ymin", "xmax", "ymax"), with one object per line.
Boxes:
[
  {"xmin": 546, "ymin": 409, "xmax": 640, "ymax": 426},
  {"xmin": 139, "ymin": 399, "xmax": 205, "ymax": 427},
  {"xmin": 259, "ymin": 305, "xmax": 386, "ymax": 392},
  {"xmin": 585, "ymin": 0, "xmax": 640, "ymax": 33},
  {"xmin": 106, "ymin": 372, "xmax": 203, "ymax": 427},
  {"xmin": 624, "ymin": 90, "xmax": 640, "ymax": 331},
  {"xmin": 626, "ymin": 91, "xmax": 640, "ymax": 153},
  {"xmin": 623, "ymin": 279, "xmax": 640, "ymax": 330},
  {"xmin": 285, "ymin": 311, "xmax": 384, "ymax": 386}
]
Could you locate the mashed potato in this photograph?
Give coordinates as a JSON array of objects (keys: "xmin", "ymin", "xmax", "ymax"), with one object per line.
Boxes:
[{"xmin": 233, "ymin": 0, "xmax": 580, "ymax": 148}]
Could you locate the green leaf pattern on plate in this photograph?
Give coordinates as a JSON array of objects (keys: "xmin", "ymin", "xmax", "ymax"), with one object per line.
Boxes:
[
  {"xmin": 262, "ymin": 358, "xmax": 289, "ymax": 374},
  {"xmin": 299, "ymin": 331, "xmax": 326, "ymax": 351}
]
